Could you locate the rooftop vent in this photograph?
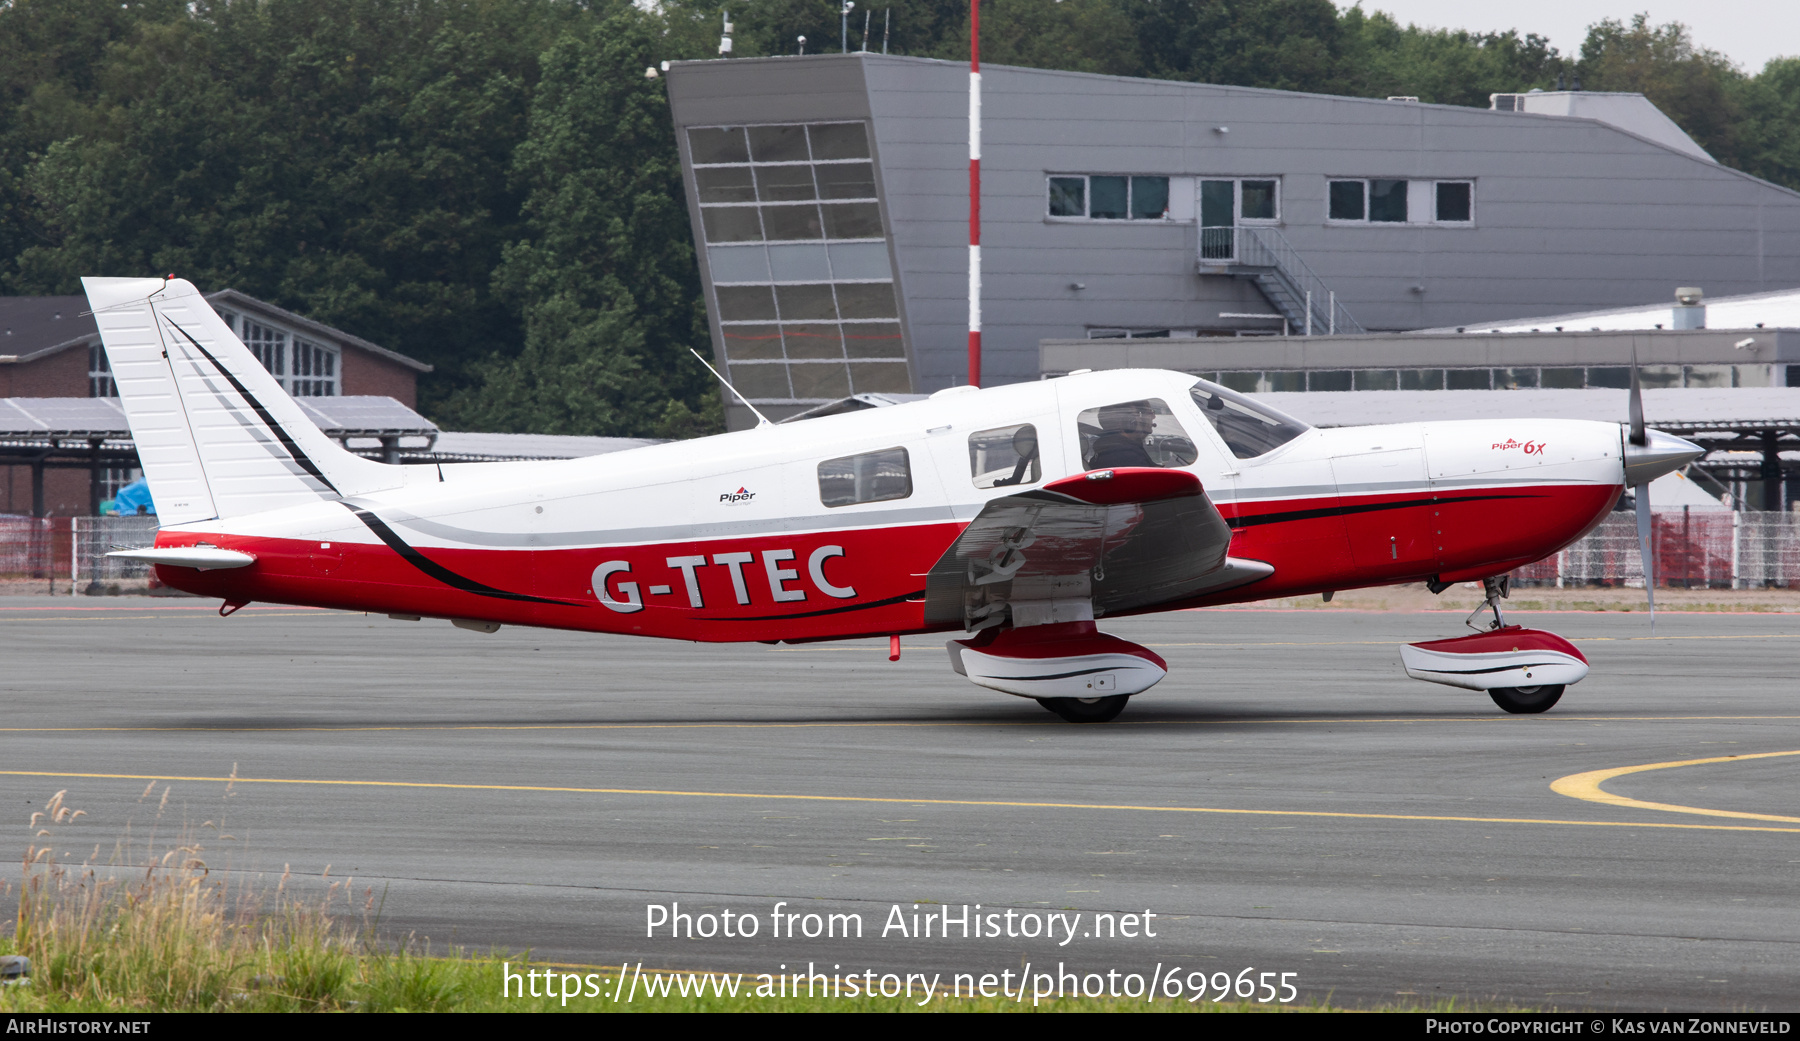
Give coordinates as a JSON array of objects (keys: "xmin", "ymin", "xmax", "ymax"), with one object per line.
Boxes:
[{"xmin": 1673, "ymin": 286, "xmax": 1705, "ymax": 330}]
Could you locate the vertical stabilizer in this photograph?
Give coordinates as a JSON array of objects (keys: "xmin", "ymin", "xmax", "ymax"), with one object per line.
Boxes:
[{"xmin": 82, "ymin": 277, "xmax": 397, "ymax": 524}]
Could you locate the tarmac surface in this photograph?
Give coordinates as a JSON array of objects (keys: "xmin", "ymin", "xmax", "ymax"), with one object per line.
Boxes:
[{"xmin": 1, "ymin": 594, "xmax": 1796, "ymax": 1011}]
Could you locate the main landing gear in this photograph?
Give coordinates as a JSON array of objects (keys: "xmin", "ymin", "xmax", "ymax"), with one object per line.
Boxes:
[
  {"xmin": 947, "ymin": 621, "xmax": 1165, "ymax": 724},
  {"xmin": 1399, "ymin": 576, "xmax": 1589, "ymax": 713},
  {"xmin": 1035, "ymin": 694, "xmax": 1132, "ymax": 723},
  {"xmin": 1488, "ymin": 684, "xmax": 1565, "ymax": 714}
]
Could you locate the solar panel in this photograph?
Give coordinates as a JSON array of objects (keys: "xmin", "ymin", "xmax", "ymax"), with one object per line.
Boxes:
[
  {"xmin": 0, "ymin": 398, "xmax": 130, "ymax": 436},
  {"xmin": 296, "ymin": 396, "xmax": 438, "ymax": 437}
]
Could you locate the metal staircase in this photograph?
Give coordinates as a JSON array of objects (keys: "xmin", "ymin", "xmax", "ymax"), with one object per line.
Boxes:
[{"xmin": 1198, "ymin": 226, "xmax": 1364, "ymax": 335}]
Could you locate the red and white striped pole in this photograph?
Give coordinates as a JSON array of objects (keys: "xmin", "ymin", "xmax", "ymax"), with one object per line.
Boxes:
[{"xmin": 967, "ymin": 0, "xmax": 981, "ymax": 388}]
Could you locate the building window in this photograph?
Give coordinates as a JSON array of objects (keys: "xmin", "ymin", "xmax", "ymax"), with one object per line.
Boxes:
[
  {"xmin": 218, "ymin": 309, "xmax": 340, "ymax": 396},
  {"xmin": 1435, "ymin": 181, "xmax": 1473, "ymax": 223},
  {"xmin": 1330, "ymin": 179, "xmax": 1473, "ymax": 225},
  {"xmin": 291, "ymin": 338, "xmax": 337, "ymax": 397},
  {"xmin": 100, "ymin": 467, "xmax": 140, "ymax": 504},
  {"xmin": 691, "ymin": 122, "xmax": 909, "ymax": 405},
  {"xmin": 1330, "ymin": 179, "xmax": 1409, "ymax": 222},
  {"xmin": 1191, "ymin": 364, "xmax": 1774, "ymax": 393},
  {"xmin": 1198, "ymin": 179, "xmax": 1280, "ymax": 226},
  {"xmin": 1328, "ymin": 180, "xmax": 1365, "ymax": 221},
  {"xmin": 1087, "ymin": 328, "xmax": 1196, "ymax": 339},
  {"xmin": 1047, "ymin": 176, "xmax": 1171, "ymax": 220},
  {"xmin": 88, "ymin": 344, "xmax": 115, "ymax": 398}
]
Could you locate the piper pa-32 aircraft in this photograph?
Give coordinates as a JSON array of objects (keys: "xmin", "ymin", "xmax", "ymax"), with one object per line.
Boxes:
[{"xmin": 88, "ymin": 276, "xmax": 1703, "ymax": 722}]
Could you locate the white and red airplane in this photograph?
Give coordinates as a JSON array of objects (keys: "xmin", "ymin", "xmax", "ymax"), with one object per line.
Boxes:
[{"xmin": 86, "ymin": 276, "xmax": 1702, "ymax": 722}]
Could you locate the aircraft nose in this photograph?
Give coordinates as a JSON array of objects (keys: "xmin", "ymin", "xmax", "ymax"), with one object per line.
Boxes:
[{"xmin": 1623, "ymin": 427, "xmax": 1705, "ymax": 487}]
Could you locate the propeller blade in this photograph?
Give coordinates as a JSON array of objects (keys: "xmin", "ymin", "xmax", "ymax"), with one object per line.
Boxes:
[
  {"xmin": 1635, "ymin": 485, "xmax": 1656, "ymax": 630},
  {"xmin": 1628, "ymin": 345, "xmax": 1647, "ymax": 447}
]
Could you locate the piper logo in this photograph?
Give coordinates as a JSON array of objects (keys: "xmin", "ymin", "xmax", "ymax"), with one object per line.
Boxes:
[
  {"xmin": 1491, "ymin": 438, "xmax": 1546, "ymax": 455},
  {"xmin": 720, "ymin": 487, "xmax": 755, "ymax": 504}
]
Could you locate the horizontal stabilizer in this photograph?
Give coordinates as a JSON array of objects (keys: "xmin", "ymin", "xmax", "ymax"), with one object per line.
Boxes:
[{"xmin": 107, "ymin": 547, "xmax": 255, "ymax": 571}]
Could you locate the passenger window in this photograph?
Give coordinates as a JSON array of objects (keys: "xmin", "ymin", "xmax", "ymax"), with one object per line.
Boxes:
[
  {"xmin": 1188, "ymin": 381, "xmax": 1310, "ymax": 459},
  {"xmin": 969, "ymin": 424, "xmax": 1041, "ymax": 489},
  {"xmin": 818, "ymin": 447, "xmax": 912, "ymax": 507},
  {"xmin": 1076, "ymin": 399, "xmax": 1198, "ymax": 470}
]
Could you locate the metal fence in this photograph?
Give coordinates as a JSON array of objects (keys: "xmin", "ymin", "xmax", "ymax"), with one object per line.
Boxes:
[
  {"xmin": 4, "ymin": 510, "xmax": 1799, "ymax": 594},
  {"xmin": 1513, "ymin": 509, "xmax": 1799, "ymax": 588},
  {"xmin": 0, "ymin": 516, "xmax": 68, "ymax": 591},
  {"xmin": 70, "ymin": 515, "xmax": 162, "ymax": 591}
]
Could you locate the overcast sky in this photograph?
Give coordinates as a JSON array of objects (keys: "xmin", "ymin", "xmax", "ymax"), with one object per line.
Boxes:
[{"xmin": 1344, "ymin": 1, "xmax": 1799, "ymax": 73}]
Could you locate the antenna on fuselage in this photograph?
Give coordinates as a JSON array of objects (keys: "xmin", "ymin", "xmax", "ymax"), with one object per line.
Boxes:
[{"xmin": 690, "ymin": 348, "xmax": 772, "ymax": 427}]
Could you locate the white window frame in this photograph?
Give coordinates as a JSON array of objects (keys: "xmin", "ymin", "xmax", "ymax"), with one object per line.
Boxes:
[
  {"xmin": 218, "ymin": 308, "xmax": 342, "ymax": 397},
  {"xmin": 1210, "ymin": 177, "xmax": 1281, "ymax": 225},
  {"xmin": 1046, "ymin": 175, "xmax": 1175, "ymax": 222},
  {"xmin": 1327, "ymin": 178, "xmax": 1475, "ymax": 227},
  {"xmin": 88, "ymin": 343, "xmax": 115, "ymax": 398},
  {"xmin": 1432, "ymin": 180, "xmax": 1476, "ymax": 225}
]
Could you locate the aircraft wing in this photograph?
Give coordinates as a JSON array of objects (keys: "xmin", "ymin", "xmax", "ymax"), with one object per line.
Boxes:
[{"xmin": 921, "ymin": 467, "xmax": 1272, "ymax": 631}]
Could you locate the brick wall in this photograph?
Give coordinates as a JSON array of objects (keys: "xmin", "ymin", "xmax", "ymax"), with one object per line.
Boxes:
[
  {"xmin": 1, "ymin": 466, "xmax": 93, "ymax": 517},
  {"xmin": 0, "ymin": 343, "xmax": 89, "ymax": 397},
  {"xmin": 341, "ymin": 350, "xmax": 419, "ymax": 407},
  {"xmin": 1, "ymin": 346, "xmax": 96, "ymax": 516}
]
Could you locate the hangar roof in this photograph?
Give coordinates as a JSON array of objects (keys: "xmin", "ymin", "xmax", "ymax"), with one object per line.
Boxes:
[
  {"xmin": 1439, "ymin": 287, "xmax": 1800, "ymax": 335},
  {"xmin": 1262, "ymin": 388, "xmax": 1800, "ymax": 434},
  {"xmin": 0, "ymin": 395, "xmax": 439, "ymax": 440}
]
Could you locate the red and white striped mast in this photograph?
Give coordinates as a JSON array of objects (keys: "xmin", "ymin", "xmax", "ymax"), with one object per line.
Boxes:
[{"xmin": 967, "ymin": 0, "xmax": 981, "ymax": 387}]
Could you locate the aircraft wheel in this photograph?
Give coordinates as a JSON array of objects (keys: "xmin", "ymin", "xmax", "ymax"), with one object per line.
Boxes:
[
  {"xmin": 1488, "ymin": 684, "xmax": 1565, "ymax": 714},
  {"xmin": 1036, "ymin": 694, "xmax": 1130, "ymax": 723}
]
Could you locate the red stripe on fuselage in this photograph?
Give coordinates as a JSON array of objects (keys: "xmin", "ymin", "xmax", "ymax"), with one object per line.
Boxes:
[
  {"xmin": 153, "ymin": 522, "xmax": 966, "ymax": 643},
  {"xmin": 152, "ymin": 480, "xmax": 1620, "ymax": 641},
  {"xmin": 1197, "ymin": 481, "xmax": 1621, "ymax": 605}
]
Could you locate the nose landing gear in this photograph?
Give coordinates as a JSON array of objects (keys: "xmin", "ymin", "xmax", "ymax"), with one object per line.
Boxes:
[{"xmin": 1401, "ymin": 576, "xmax": 1588, "ymax": 712}]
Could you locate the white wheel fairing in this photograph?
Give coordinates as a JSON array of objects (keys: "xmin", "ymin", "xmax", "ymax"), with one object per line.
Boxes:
[
  {"xmin": 1399, "ymin": 642, "xmax": 1589, "ymax": 692},
  {"xmin": 950, "ymin": 646, "xmax": 1167, "ymax": 699}
]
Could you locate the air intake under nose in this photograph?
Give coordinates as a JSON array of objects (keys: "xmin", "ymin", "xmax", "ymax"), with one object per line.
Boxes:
[{"xmin": 1623, "ymin": 427, "xmax": 1705, "ymax": 488}]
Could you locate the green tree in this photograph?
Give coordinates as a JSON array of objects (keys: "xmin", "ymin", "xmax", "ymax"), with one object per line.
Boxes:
[
  {"xmin": 1733, "ymin": 57, "xmax": 1800, "ymax": 191},
  {"xmin": 0, "ymin": 0, "xmax": 189, "ymax": 287},
  {"xmin": 438, "ymin": 11, "xmax": 719, "ymax": 439},
  {"xmin": 8, "ymin": 0, "xmax": 572, "ymax": 411},
  {"xmin": 1344, "ymin": 8, "xmax": 1565, "ymax": 107},
  {"xmin": 1575, "ymin": 15, "xmax": 1746, "ymax": 169},
  {"xmin": 1120, "ymin": 0, "xmax": 1350, "ymax": 93}
]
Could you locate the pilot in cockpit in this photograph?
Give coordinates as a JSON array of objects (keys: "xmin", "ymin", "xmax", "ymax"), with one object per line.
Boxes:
[{"xmin": 1085, "ymin": 401, "xmax": 1158, "ymax": 469}]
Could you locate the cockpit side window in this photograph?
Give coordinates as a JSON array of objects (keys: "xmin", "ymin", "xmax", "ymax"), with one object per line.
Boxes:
[
  {"xmin": 818, "ymin": 447, "xmax": 912, "ymax": 507},
  {"xmin": 969, "ymin": 423, "xmax": 1041, "ymax": 489},
  {"xmin": 1188, "ymin": 381, "xmax": 1310, "ymax": 459},
  {"xmin": 1076, "ymin": 398, "xmax": 1199, "ymax": 470}
]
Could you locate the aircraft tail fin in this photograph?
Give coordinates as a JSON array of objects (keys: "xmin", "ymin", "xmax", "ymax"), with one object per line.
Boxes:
[{"xmin": 81, "ymin": 277, "xmax": 397, "ymax": 525}]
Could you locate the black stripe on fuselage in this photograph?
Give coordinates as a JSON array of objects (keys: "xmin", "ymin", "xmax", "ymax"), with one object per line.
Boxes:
[
  {"xmin": 163, "ymin": 318, "xmax": 341, "ymax": 496},
  {"xmin": 343, "ymin": 504, "xmax": 569, "ymax": 606},
  {"xmin": 714, "ymin": 588, "xmax": 925, "ymax": 622},
  {"xmin": 1226, "ymin": 492, "xmax": 1539, "ymax": 530}
]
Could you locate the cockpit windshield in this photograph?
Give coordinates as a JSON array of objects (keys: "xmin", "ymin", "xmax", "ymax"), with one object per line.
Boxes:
[{"xmin": 1188, "ymin": 380, "xmax": 1310, "ymax": 460}]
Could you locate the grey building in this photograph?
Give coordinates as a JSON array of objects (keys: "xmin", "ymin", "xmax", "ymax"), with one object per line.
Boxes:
[{"xmin": 664, "ymin": 54, "xmax": 1800, "ymax": 427}]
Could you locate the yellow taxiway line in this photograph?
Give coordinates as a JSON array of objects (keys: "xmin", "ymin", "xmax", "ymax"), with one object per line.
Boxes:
[
  {"xmin": 1551, "ymin": 750, "xmax": 1800, "ymax": 824},
  {"xmin": 3, "ymin": 768, "xmax": 1799, "ymax": 834}
]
